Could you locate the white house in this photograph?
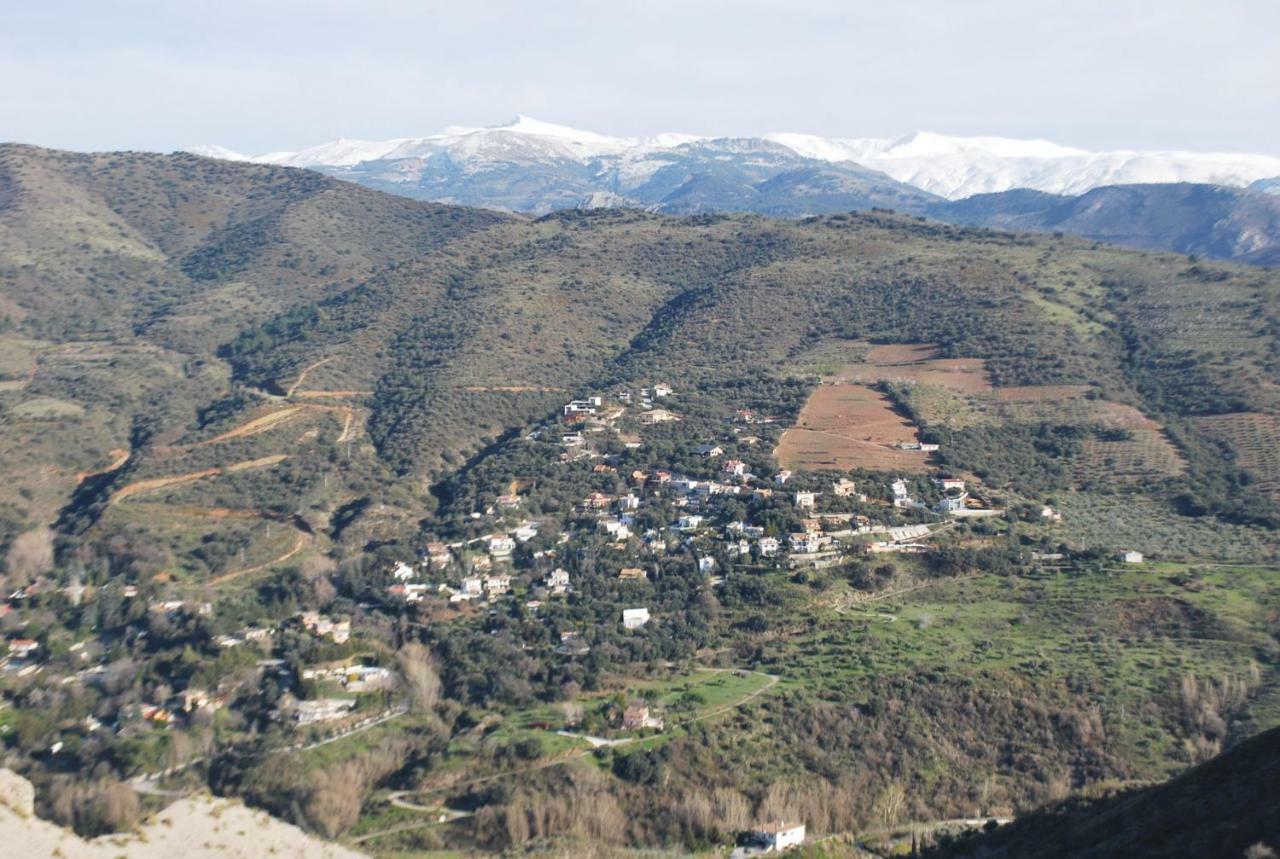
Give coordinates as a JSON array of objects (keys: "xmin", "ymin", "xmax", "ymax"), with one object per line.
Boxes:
[
  {"xmin": 933, "ymin": 477, "xmax": 966, "ymax": 492},
  {"xmin": 425, "ymin": 542, "xmax": 452, "ymax": 568},
  {"xmin": 832, "ymin": 478, "xmax": 860, "ymax": 497},
  {"xmin": 697, "ymin": 443, "xmax": 725, "ymax": 458},
  {"xmin": 622, "ymin": 608, "xmax": 651, "ymax": 630},
  {"xmin": 487, "ymin": 535, "xmax": 516, "ymax": 557},
  {"xmin": 7, "ymin": 639, "xmax": 39, "ymax": 658},
  {"xmin": 484, "ymin": 574, "xmax": 512, "ymax": 596},
  {"xmin": 546, "ymin": 568, "xmax": 570, "ymax": 594},
  {"xmin": 793, "ymin": 491, "xmax": 817, "ymax": 510},
  {"xmin": 293, "ymin": 698, "xmax": 356, "ymax": 725},
  {"xmin": 788, "ymin": 532, "xmax": 823, "ymax": 554},
  {"xmin": 758, "ymin": 536, "xmax": 780, "ymax": 557},
  {"xmin": 622, "ymin": 701, "xmax": 665, "ymax": 730},
  {"xmin": 675, "ymin": 514, "xmax": 704, "ymax": 532},
  {"xmin": 1119, "ymin": 550, "xmax": 1144, "ymax": 564},
  {"xmin": 387, "ymin": 582, "xmax": 429, "ymax": 603},
  {"xmin": 698, "ymin": 556, "xmax": 717, "ymax": 573},
  {"xmin": 748, "ymin": 821, "xmax": 806, "ymax": 853},
  {"xmin": 639, "ymin": 408, "xmax": 680, "ymax": 424},
  {"xmin": 774, "ymin": 470, "xmax": 792, "ymax": 486},
  {"xmin": 937, "ymin": 491, "xmax": 969, "ymax": 513},
  {"xmin": 563, "ymin": 396, "xmax": 603, "ymax": 416},
  {"xmin": 600, "ymin": 518, "xmax": 632, "ymax": 540},
  {"xmin": 652, "ymin": 383, "xmax": 673, "ymax": 397},
  {"xmin": 723, "ymin": 459, "xmax": 747, "ymax": 477},
  {"xmin": 391, "ymin": 561, "xmax": 417, "ymax": 581}
]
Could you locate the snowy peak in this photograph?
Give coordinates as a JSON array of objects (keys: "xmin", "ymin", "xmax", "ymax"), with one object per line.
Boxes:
[
  {"xmin": 496, "ymin": 115, "xmax": 626, "ymax": 146},
  {"xmin": 189, "ymin": 118, "xmax": 1280, "ymax": 201},
  {"xmin": 185, "ymin": 144, "xmax": 251, "ymax": 162}
]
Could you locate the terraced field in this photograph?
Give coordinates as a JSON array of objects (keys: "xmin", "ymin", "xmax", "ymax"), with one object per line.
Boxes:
[
  {"xmin": 776, "ymin": 383, "xmax": 931, "ymax": 472},
  {"xmin": 1190, "ymin": 412, "xmax": 1280, "ymax": 498}
]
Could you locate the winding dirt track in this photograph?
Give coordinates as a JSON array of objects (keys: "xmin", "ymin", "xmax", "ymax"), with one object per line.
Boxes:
[
  {"xmin": 110, "ymin": 455, "xmax": 287, "ymax": 502},
  {"xmin": 292, "ymin": 390, "xmax": 372, "ymax": 399},
  {"xmin": 208, "ymin": 529, "xmax": 309, "ymax": 586},
  {"xmin": 75, "ymin": 448, "xmax": 131, "ymax": 484},
  {"xmin": 284, "ymin": 358, "xmax": 333, "ymax": 397},
  {"xmin": 197, "ymin": 406, "xmax": 308, "ymax": 445}
]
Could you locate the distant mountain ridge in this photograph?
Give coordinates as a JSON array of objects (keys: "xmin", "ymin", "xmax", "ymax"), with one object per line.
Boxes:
[
  {"xmin": 182, "ymin": 117, "xmax": 1280, "ymax": 265},
  {"xmin": 191, "ymin": 115, "xmax": 1280, "ymax": 201},
  {"xmin": 932, "ymin": 183, "xmax": 1280, "ymax": 267}
]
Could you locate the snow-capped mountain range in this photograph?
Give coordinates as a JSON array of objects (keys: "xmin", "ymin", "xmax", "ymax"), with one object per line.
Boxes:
[{"xmin": 191, "ymin": 115, "xmax": 1280, "ymax": 202}]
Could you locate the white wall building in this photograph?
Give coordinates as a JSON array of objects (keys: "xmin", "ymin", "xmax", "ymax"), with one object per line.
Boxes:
[{"xmin": 622, "ymin": 608, "xmax": 651, "ymax": 629}]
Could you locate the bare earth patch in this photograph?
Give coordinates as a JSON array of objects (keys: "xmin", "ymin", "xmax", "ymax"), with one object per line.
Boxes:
[
  {"xmin": 0, "ymin": 768, "xmax": 363, "ymax": 859},
  {"xmin": 776, "ymin": 383, "xmax": 930, "ymax": 472}
]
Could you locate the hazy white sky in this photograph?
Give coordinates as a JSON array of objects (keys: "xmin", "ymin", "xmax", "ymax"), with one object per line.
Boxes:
[{"xmin": 3, "ymin": 0, "xmax": 1278, "ymax": 154}]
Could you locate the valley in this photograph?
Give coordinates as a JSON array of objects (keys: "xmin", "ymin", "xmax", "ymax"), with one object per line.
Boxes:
[{"xmin": 0, "ymin": 145, "xmax": 1277, "ymax": 856}]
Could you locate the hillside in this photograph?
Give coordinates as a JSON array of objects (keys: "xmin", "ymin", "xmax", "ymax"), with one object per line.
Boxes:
[
  {"xmin": 927, "ymin": 725, "xmax": 1280, "ymax": 858},
  {"xmin": 934, "ymin": 183, "xmax": 1280, "ymax": 266},
  {"xmin": 2, "ymin": 145, "xmax": 1278, "ymax": 577},
  {"xmin": 0, "ymin": 145, "xmax": 1278, "ymax": 855}
]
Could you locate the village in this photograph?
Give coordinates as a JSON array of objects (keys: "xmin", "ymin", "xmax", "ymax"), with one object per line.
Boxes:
[
  {"xmin": 0, "ymin": 377, "xmax": 1152, "ymax": 859},
  {"xmin": 0, "ymin": 380, "xmax": 1103, "ymax": 742},
  {"xmin": 383, "ymin": 382, "xmax": 1019, "ymax": 615}
]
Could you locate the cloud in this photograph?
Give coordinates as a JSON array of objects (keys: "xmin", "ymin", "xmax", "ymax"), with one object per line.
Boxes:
[{"xmin": 2, "ymin": 0, "xmax": 1277, "ymax": 154}]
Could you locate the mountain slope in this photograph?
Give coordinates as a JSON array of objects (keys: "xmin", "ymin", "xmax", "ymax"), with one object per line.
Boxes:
[
  {"xmin": 0, "ymin": 143, "xmax": 507, "ymax": 348},
  {"xmin": 196, "ymin": 117, "xmax": 1280, "ymax": 201},
  {"xmin": 928, "ymin": 725, "xmax": 1280, "ymax": 858},
  {"xmin": 2, "ymin": 145, "xmax": 1278, "ymax": 579},
  {"xmin": 933, "ymin": 183, "xmax": 1280, "ymax": 265},
  {"xmin": 186, "ymin": 119, "xmax": 1280, "ymax": 262}
]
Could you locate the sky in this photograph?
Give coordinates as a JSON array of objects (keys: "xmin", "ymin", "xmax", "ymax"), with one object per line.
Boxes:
[{"xmin": 3, "ymin": 0, "xmax": 1278, "ymax": 155}]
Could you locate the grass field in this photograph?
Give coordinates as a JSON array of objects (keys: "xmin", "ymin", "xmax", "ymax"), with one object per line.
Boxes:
[{"xmin": 748, "ymin": 561, "xmax": 1280, "ymax": 784}]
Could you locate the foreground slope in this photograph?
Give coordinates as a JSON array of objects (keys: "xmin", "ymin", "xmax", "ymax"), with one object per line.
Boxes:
[{"xmin": 928, "ymin": 725, "xmax": 1280, "ymax": 858}]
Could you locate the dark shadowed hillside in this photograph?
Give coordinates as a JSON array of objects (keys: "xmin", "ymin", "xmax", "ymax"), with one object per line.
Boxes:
[{"xmin": 927, "ymin": 725, "xmax": 1280, "ymax": 859}]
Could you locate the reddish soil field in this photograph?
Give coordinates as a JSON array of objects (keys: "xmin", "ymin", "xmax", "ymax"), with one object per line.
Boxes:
[
  {"xmin": 776, "ymin": 383, "xmax": 930, "ymax": 472},
  {"xmin": 835, "ymin": 357, "xmax": 992, "ymax": 394}
]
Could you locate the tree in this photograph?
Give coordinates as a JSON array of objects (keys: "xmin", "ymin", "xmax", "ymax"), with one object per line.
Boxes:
[
  {"xmin": 874, "ymin": 781, "xmax": 907, "ymax": 827},
  {"xmin": 397, "ymin": 642, "xmax": 442, "ymax": 712},
  {"xmin": 5, "ymin": 526, "xmax": 55, "ymax": 586}
]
